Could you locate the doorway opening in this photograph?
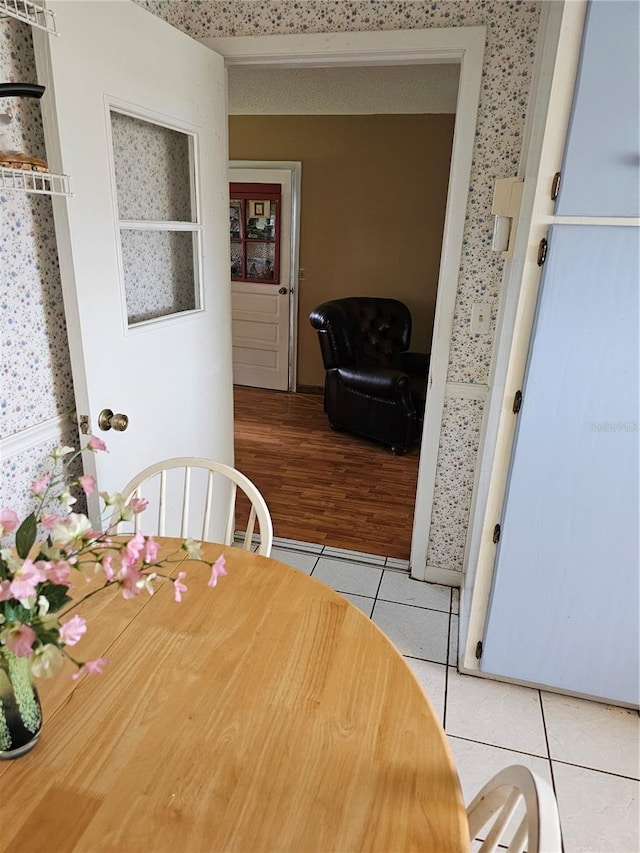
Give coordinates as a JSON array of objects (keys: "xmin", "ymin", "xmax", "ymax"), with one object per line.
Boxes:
[
  {"xmin": 228, "ymin": 70, "xmax": 456, "ymax": 559},
  {"xmin": 209, "ymin": 28, "xmax": 485, "ymax": 575}
]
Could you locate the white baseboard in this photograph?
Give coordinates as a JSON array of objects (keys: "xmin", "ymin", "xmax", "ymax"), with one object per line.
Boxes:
[{"xmin": 424, "ymin": 565, "xmax": 463, "ymax": 587}]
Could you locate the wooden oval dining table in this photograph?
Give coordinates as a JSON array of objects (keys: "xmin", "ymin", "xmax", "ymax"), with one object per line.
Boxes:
[{"xmin": 0, "ymin": 539, "xmax": 469, "ymax": 852}]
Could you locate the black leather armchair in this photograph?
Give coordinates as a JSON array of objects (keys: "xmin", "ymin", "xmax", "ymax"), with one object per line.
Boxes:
[{"xmin": 309, "ymin": 297, "xmax": 430, "ymax": 454}]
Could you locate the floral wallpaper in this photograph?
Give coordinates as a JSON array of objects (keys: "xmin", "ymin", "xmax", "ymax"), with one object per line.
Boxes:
[
  {"xmin": 110, "ymin": 111, "xmax": 192, "ymax": 222},
  {"xmin": 0, "ymin": 19, "xmax": 75, "ymax": 433},
  {"xmin": 0, "ymin": 18, "xmax": 78, "ymax": 514},
  {"xmin": 426, "ymin": 396, "xmax": 485, "ymax": 572},
  {"xmin": 121, "ymin": 229, "xmax": 196, "ymax": 323},
  {"xmin": 0, "ymin": 428, "xmax": 81, "ymax": 521},
  {"xmin": 111, "ymin": 111, "xmax": 196, "ymax": 321},
  {"xmin": 1, "ymin": 1, "xmax": 542, "ymax": 575}
]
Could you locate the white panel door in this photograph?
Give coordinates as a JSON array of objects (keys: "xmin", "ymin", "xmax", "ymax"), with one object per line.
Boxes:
[
  {"xmin": 229, "ymin": 167, "xmax": 294, "ymax": 391},
  {"xmin": 33, "ymin": 1, "xmax": 233, "ymax": 516}
]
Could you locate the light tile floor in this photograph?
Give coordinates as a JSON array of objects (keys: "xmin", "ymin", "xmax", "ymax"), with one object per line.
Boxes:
[{"xmin": 268, "ymin": 538, "xmax": 640, "ymax": 853}]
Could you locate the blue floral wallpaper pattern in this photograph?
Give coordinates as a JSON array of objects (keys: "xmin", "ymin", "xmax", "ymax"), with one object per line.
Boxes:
[
  {"xmin": 110, "ymin": 111, "xmax": 197, "ymax": 321},
  {"xmin": 110, "ymin": 111, "xmax": 192, "ymax": 222},
  {"xmin": 1, "ymin": 19, "xmax": 75, "ymax": 436},
  {"xmin": 121, "ymin": 229, "xmax": 196, "ymax": 323}
]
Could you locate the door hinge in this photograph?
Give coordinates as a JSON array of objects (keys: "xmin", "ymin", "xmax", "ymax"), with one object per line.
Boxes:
[
  {"xmin": 537, "ymin": 238, "xmax": 548, "ymax": 267},
  {"xmin": 551, "ymin": 171, "xmax": 561, "ymax": 201},
  {"xmin": 513, "ymin": 390, "xmax": 522, "ymax": 414},
  {"xmin": 475, "ymin": 641, "xmax": 483, "ymax": 660},
  {"xmin": 492, "ymin": 523, "xmax": 501, "ymax": 544}
]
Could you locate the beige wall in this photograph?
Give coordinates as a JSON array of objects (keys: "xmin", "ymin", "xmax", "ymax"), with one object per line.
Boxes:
[{"xmin": 229, "ymin": 114, "xmax": 455, "ymax": 387}]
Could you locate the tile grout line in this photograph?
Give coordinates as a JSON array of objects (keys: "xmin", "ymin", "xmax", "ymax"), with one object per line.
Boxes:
[
  {"xmin": 448, "ymin": 734, "xmax": 549, "ymax": 762},
  {"xmin": 374, "ymin": 570, "xmax": 384, "ymax": 599},
  {"xmin": 377, "ymin": 598, "xmax": 451, "ymax": 614},
  {"xmin": 538, "ymin": 691, "xmax": 567, "ymax": 853},
  {"xmin": 443, "ymin": 588, "xmax": 453, "ymax": 731},
  {"xmin": 549, "ymin": 758, "xmax": 640, "ymax": 783},
  {"xmin": 539, "ymin": 690, "xmax": 560, "ymax": 799}
]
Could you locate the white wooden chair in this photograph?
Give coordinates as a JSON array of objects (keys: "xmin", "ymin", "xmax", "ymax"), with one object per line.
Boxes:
[
  {"xmin": 117, "ymin": 457, "xmax": 273, "ymax": 556},
  {"xmin": 466, "ymin": 765, "xmax": 562, "ymax": 853}
]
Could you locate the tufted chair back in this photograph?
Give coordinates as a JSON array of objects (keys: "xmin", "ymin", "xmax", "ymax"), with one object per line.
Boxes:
[
  {"xmin": 309, "ymin": 297, "xmax": 412, "ymax": 371},
  {"xmin": 309, "ymin": 297, "xmax": 429, "ymax": 453}
]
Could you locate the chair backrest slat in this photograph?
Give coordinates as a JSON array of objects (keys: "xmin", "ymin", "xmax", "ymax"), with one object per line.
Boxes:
[
  {"xmin": 244, "ymin": 507, "xmax": 257, "ymax": 551},
  {"xmin": 202, "ymin": 470, "xmax": 214, "ymax": 540},
  {"xmin": 134, "ymin": 486, "xmax": 142, "ymax": 534},
  {"xmin": 223, "ymin": 481, "xmax": 238, "ymax": 546},
  {"xmin": 158, "ymin": 470, "xmax": 167, "ymax": 536},
  {"xmin": 181, "ymin": 467, "xmax": 191, "ymax": 538},
  {"xmin": 481, "ymin": 789, "xmax": 521, "ymax": 852},
  {"xmin": 507, "ymin": 817, "xmax": 527, "ymax": 853},
  {"xmin": 467, "ymin": 765, "xmax": 562, "ymax": 853}
]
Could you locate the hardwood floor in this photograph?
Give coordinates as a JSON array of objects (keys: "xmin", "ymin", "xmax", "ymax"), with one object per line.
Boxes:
[{"xmin": 233, "ymin": 386, "xmax": 420, "ymax": 560}]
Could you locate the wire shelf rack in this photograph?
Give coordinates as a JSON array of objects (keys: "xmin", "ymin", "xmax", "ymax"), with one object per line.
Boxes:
[
  {"xmin": 0, "ymin": 0, "xmax": 57, "ymax": 34},
  {"xmin": 0, "ymin": 165, "xmax": 71, "ymax": 196}
]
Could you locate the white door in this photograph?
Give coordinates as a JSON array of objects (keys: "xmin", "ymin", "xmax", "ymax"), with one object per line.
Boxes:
[
  {"xmin": 229, "ymin": 165, "xmax": 299, "ymax": 391},
  {"xmin": 33, "ymin": 1, "xmax": 234, "ymax": 520}
]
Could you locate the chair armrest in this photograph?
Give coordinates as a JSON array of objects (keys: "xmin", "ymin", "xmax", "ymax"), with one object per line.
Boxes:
[
  {"xmin": 336, "ymin": 366, "xmax": 413, "ymax": 402},
  {"xmin": 401, "ymin": 351, "xmax": 430, "ymax": 376}
]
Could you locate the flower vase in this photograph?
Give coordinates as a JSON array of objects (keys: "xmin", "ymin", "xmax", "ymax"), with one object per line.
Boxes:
[{"xmin": 0, "ymin": 649, "xmax": 42, "ymax": 759}]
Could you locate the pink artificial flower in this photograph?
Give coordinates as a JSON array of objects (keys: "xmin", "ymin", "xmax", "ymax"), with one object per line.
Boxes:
[
  {"xmin": 3, "ymin": 624, "xmax": 37, "ymax": 657},
  {"xmin": 208, "ymin": 555, "xmax": 227, "ymax": 588},
  {"xmin": 78, "ymin": 474, "xmax": 97, "ymax": 495},
  {"xmin": 127, "ymin": 497, "xmax": 149, "ymax": 515},
  {"xmin": 143, "ymin": 537, "xmax": 160, "ymax": 564},
  {"xmin": 87, "ymin": 435, "xmax": 108, "ymax": 452},
  {"xmin": 85, "ymin": 529, "xmax": 106, "ymax": 544},
  {"xmin": 40, "ymin": 560, "xmax": 72, "ymax": 586},
  {"xmin": 29, "ymin": 474, "xmax": 51, "ymax": 496},
  {"xmin": 41, "ymin": 513, "xmax": 63, "ymax": 530},
  {"xmin": 71, "ymin": 657, "xmax": 109, "ymax": 680},
  {"xmin": 59, "ymin": 615, "xmax": 87, "ymax": 646},
  {"xmin": 0, "ymin": 580, "xmax": 12, "ymax": 601},
  {"xmin": 101, "ymin": 554, "xmax": 114, "ymax": 582},
  {"xmin": 117, "ymin": 556, "xmax": 143, "ymax": 599},
  {"xmin": 9, "ymin": 559, "xmax": 45, "ymax": 602},
  {"xmin": 0, "ymin": 509, "xmax": 19, "ymax": 537},
  {"xmin": 173, "ymin": 572, "xmax": 188, "ymax": 602},
  {"xmin": 125, "ymin": 531, "xmax": 145, "ymax": 563}
]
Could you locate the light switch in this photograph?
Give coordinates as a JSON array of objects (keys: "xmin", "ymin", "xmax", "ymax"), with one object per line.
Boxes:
[{"xmin": 471, "ymin": 303, "xmax": 491, "ymax": 335}]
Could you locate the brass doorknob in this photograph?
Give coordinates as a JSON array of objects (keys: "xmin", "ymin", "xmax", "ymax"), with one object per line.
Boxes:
[
  {"xmin": 98, "ymin": 408, "xmax": 129, "ymax": 432},
  {"xmin": 278, "ymin": 286, "xmax": 287, "ymax": 295}
]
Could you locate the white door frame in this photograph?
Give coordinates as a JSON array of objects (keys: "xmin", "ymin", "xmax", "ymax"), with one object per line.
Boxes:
[
  {"xmin": 460, "ymin": 1, "xmax": 591, "ymax": 673},
  {"xmin": 204, "ymin": 28, "xmax": 486, "ymax": 580},
  {"xmin": 229, "ymin": 160, "xmax": 302, "ymax": 392}
]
